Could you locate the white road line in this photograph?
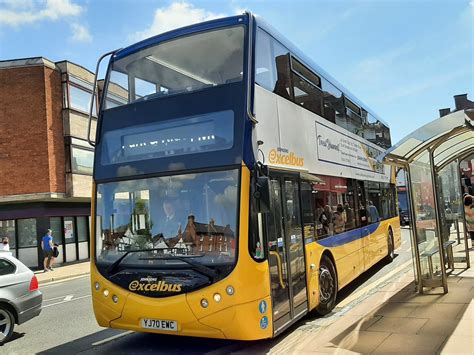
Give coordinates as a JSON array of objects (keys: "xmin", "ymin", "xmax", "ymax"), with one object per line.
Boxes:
[
  {"xmin": 63, "ymin": 295, "xmax": 74, "ymax": 301},
  {"xmin": 91, "ymin": 331, "xmax": 134, "ymax": 346},
  {"xmin": 43, "ymin": 295, "xmax": 72, "ymax": 302},
  {"xmin": 42, "ymin": 294, "xmax": 91, "ymax": 308}
]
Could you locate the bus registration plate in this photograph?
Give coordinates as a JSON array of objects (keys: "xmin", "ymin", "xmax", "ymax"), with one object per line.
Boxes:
[{"xmin": 141, "ymin": 318, "xmax": 178, "ymax": 332}]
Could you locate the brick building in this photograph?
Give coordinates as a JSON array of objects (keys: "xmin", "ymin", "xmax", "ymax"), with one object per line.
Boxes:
[{"xmin": 0, "ymin": 57, "xmax": 97, "ymax": 268}]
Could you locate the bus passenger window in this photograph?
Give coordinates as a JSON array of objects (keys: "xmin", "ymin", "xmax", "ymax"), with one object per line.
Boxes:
[
  {"xmin": 321, "ymin": 78, "xmax": 345, "ymax": 125},
  {"xmin": 255, "ymin": 28, "xmax": 293, "ymax": 100},
  {"xmin": 292, "ymin": 73, "xmax": 323, "ymax": 116},
  {"xmin": 366, "ymin": 181, "xmax": 382, "ymax": 223}
]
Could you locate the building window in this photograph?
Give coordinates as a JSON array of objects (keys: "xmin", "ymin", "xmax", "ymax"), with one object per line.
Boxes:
[
  {"xmin": 64, "ymin": 217, "xmax": 76, "ymax": 244},
  {"xmin": 49, "ymin": 217, "xmax": 62, "ymax": 244},
  {"xmin": 77, "ymin": 216, "xmax": 88, "ymax": 242},
  {"xmin": 17, "ymin": 218, "xmax": 37, "ymax": 248},
  {"xmin": 200, "ymin": 244, "xmax": 203, "ymax": 252},
  {"xmin": 71, "ymin": 147, "xmax": 94, "ymax": 175},
  {"xmin": 69, "ymin": 85, "xmax": 97, "ymax": 116},
  {"xmin": 208, "ymin": 244, "xmax": 212, "ymax": 252},
  {"xmin": 0, "ymin": 220, "xmax": 16, "ymax": 250}
]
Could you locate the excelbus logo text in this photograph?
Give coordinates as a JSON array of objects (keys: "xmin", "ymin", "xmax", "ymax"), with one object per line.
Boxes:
[
  {"xmin": 269, "ymin": 148, "xmax": 304, "ymax": 167},
  {"xmin": 128, "ymin": 279, "xmax": 182, "ymax": 292}
]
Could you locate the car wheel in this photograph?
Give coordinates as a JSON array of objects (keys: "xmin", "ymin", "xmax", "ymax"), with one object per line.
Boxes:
[
  {"xmin": 315, "ymin": 255, "xmax": 337, "ymax": 315},
  {"xmin": 0, "ymin": 306, "xmax": 14, "ymax": 344},
  {"xmin": 385, "ymin": 229, "xmax": 395, "ymax": 263}
]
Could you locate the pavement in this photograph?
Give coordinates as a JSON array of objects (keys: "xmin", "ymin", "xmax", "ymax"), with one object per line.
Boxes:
[
  {"xmin": 35, "ymin": 260, "xmax": 90, "ymax": 284},
  {"xmin": 245, "ymin": 251, "xmax": 474, "ymax": 354}
]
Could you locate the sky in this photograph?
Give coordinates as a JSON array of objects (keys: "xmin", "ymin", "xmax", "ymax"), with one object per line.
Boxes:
[{"xmin": 0, "ymin": 0, "xmax": 473, "ymax": 143}]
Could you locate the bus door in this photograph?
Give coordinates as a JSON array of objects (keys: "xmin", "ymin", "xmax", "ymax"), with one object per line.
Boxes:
[
  {"xmin": 266, "ymin": 175, "xmax": 308, "ymax": 334},
  {"xmin": 357, "ymin": 180, "xmax": 373, "ymax": 270}
]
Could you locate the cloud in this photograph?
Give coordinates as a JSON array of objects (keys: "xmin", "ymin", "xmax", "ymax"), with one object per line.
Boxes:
[
  {"xmin": 70, "ymin": 22, "xmax": 92, "ymax": 43},
  {"xmin": 132, "ymin": 1, "xmax": 227, "ymax": 41},
  {"xmin": 0, "ymin": 0, "xmax": 83, "ymax": 27}
]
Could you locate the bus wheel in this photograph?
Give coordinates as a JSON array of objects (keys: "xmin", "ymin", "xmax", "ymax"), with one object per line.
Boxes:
[
  {"xmin": 385, "ymin": 229, "xmax": 395, "ymax": 263},
  {"xmin": 316, "ymin": 255, "xmax": 337, "ymax": 316}
]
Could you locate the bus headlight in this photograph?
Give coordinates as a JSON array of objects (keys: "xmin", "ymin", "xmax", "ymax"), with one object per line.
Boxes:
[
  {"xmin": 226, "ymin": 286, "xmax": 235, "ymax": 295},
  {"xmin": 94, "ymin": 282, "xmax": 100, "ymax": 291},
  {"xmin": 200, "ymin": 299, "xmax": 209, "ymax": 308},
  {"xmin": 103, "ymin": 289, "xmax": 109, "ymax": 297},
  {"xmin": 213, "ymin": 293, "xmax": 221, "ymax": 302},
  {"xmin": 112, "ymin": 295, "xmax": 119, "ymax": 303}
]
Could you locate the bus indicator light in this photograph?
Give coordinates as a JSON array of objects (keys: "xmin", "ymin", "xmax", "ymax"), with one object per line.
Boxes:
[
  {"xmin": 94, "ymin": 282, "xmax": 100, "ymax": 291},
  {"xmin": 213, "ymin": 293, "xmax": 221, "ymax": 302},
  {"xmin": 200, "ymin": 299, "xmax": 209, "ymax": 308}
]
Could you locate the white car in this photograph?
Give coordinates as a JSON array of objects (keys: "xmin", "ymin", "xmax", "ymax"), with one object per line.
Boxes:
[{"xmin": 0, "ymin": 253, "xmax": 42, "ymax": 344}]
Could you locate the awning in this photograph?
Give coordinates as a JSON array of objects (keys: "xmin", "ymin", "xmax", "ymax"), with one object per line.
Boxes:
[{"xmin": 378, "ymin": 109, "xmax": 474, "ymax": 169}]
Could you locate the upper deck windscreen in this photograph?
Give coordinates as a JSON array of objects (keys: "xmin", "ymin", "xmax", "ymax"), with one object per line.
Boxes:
[{"xmin": 103, "ymin": 26, "xmax": 245, "ymax": 109}]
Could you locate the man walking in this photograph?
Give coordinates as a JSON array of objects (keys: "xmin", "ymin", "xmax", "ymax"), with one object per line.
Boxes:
[{"xmin": 41, "ymin": 229, "xmax": 54, "ymax": 272}]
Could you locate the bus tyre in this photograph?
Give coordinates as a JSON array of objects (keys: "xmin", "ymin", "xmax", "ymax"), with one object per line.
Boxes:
[
  {"xmin": 315, "ymin": 255, "xmax": 337, "ymax": 316},
  {"xmin": 385, "ymin": 229, "xmax": 395, "ymax": 263}
]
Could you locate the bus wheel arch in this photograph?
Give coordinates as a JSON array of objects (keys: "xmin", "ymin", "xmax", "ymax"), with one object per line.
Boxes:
[{"xmin": 315, "ymin": 251, "xmax": 338, "ymax": 316}]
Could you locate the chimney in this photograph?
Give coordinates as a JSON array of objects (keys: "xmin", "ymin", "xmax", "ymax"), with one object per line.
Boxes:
[
  {"xmin": 439, "ymin": 108, "xmax": 450, "ymax": 117},
  {"xmin": 454, "ymin": 94, "xmax": 468, "ymax": 111}
]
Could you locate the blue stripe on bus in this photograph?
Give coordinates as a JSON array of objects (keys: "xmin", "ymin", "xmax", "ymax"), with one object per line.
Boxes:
[{"xmin": 317, "ymin": 223, "xmax": 381, "ymax": 248}]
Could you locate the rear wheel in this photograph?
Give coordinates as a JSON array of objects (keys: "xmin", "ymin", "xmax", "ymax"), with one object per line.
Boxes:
[
  {"xmin": 0, "ymin": 306, "xmax": 14, "ymax": 344},
  {"xmin": 385, "ymin": 228, "xmax": 395, "ymax": 263},
  {"xmin": 315, "ymin": 255, "xmax": 337, "ymax": 315}
]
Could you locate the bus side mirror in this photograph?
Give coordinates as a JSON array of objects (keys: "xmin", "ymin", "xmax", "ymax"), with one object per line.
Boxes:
[{"xmin": 254, "ymin": 176, "xmax": 271, "ymax": 213}]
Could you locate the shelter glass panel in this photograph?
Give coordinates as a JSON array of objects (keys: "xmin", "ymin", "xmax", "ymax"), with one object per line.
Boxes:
[{"xmin": 410, "ymin": 152, "xmax": 442, "ymax": 284}]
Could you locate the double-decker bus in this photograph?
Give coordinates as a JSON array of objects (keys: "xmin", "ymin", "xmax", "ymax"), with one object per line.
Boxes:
[{"xmin": 90, "ymin": 12, "xmax": 400, "ymax": 340}]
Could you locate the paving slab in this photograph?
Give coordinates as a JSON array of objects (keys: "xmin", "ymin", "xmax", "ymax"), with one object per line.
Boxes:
[
  {"xmin": 372, "ymin": 333, "xmax": 447, "ymax": 354},
  {"xmin": 439, "ymin": 335, "xmax": 474, "ymax": 354},
  {"xmin": 417, "ymin": 318, "xmax": 474, "ymax": 337},
  {"xmin": 408, "ymin": 303, "xmax": 466, "ymax": 320},
  {"xmin": 324, "ymin": 330, "xmax": 391, "ymax": 354},
  {"xmin": 363, "ymin": 316, "xmax": 428, "ymax": 334}
]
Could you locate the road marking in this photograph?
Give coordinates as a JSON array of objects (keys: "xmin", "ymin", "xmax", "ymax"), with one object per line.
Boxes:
[
  {"xmin": 42, "ymin": 294, "xmax": 91, "ymax": 308},
  {"xmin": 92, "ymin": 331, "xmax": 134, "ymax": 346},
  {"xmin": 63, "ymin": 295, "xmax": 74, "ymax": 301},
  {"xmin": 337, "ymin": 258, "xmax": 413, "ymax": 308},
  {"xmin": 43, "ymin": 295, "xmax": 72, "ymax": 302}
]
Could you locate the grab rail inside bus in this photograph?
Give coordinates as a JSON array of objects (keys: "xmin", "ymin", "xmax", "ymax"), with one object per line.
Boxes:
[
  {"xmin": 87, "ymin": 49, "xmax": 120, "ymax": 147},
  {"xmin": 269, "ymin": 251, "xmax": 286, "ymax": 289}
]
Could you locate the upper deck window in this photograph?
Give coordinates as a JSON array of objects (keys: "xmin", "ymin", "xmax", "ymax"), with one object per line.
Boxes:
[{"xmin": 103, "ymin": 26, "xmax": 245, "ymax": 109}]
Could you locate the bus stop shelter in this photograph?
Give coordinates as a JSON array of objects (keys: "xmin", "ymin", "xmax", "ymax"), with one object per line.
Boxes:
[{"xmin": 379, "ymin": 109, "xmax": 474, "ymax": 294}]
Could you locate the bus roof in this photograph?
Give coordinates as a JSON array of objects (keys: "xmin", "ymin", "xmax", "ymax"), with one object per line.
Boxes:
[
  {"xmin": 114, "ymin": 15, "xmax": 247, "ymax": 61},
  {"xmin": 254, "ymin": 15, "xmax": 389, "ymax": 128},
  {"xmin": 113, "ymin": 12, "xmax": 389, "ymax": 128}
]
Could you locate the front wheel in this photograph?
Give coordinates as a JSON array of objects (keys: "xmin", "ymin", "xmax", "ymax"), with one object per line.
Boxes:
[
  {"xmin": 315, "ymin": 255, "xmax": 337, "ymax": 315},
  {"xmin": 0, "ymin": 306, "xmax": 15, "ymax": 344}
]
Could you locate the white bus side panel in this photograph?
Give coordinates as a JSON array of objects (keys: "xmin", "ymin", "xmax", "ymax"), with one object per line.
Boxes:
[{"xmin": 254, "ymin": 85, "xmax": 391, "ymax": 183}]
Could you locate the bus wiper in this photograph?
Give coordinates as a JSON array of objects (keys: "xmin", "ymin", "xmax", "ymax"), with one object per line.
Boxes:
[
  {"xmin": 138, "ymin": 255, "xmax": 218, "ymax": 283},
  {"xmin": 107, "ymin": 248, "xmax": 159, "ymax": 275}
]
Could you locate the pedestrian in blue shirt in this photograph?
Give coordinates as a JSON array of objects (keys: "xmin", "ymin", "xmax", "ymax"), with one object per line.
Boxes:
[{"xmin": 41, "ymin": 229, "xmax": 54, "ymax": 272}]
